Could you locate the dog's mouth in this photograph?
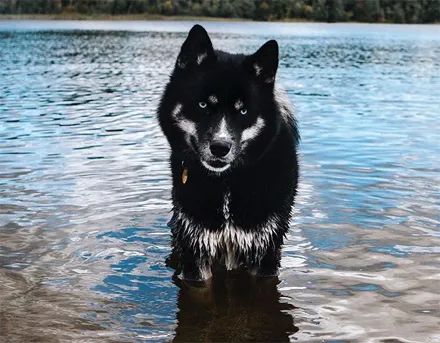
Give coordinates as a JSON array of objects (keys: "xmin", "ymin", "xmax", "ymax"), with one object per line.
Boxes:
[{"xmin": 201, "ymin": 159, "xmax": 231, "ymax": 173}]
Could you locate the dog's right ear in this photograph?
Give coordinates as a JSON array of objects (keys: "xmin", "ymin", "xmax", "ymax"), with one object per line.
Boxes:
[{"xmin": 176, "ymin": 25, "xmax": 215, "ymax": 70}]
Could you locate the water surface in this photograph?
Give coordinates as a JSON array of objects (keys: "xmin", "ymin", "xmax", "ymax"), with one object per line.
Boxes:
[{"xmin": 0, "ymin": 21, "xmax": 439, "ymax": 342}]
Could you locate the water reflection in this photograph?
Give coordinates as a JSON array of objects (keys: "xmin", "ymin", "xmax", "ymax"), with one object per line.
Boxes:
[{"xmin": 174, "ymin": 274, "xmax": 297, "ymax": 342}]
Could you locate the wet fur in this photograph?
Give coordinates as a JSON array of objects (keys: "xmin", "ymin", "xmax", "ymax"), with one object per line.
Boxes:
[{"xmin": 158, "ymin": 25, "xmax": 299, "ymax": 281}]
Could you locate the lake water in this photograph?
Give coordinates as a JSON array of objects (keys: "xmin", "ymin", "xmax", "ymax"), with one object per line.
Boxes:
[{"xmin": 0, "ymin": 20, "xmax": 439, "ymax": 342}]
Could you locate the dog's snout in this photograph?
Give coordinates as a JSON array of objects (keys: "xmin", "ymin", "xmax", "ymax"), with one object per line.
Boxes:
[{"xmin": 210, "ymin": 140, "xmax": 232, "ymax": 158}]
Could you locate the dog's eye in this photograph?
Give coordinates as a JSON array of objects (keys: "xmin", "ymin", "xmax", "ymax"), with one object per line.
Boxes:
[
  {"xmin": 240, "ymin": 108, "xmax": 248, "ymax": 115},
  {"xmin": 198, "ymin": 102, "xmax": 207, "ymax": 109}
]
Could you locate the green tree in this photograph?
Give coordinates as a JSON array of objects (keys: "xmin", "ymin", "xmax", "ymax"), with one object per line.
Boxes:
[
  {"xmin": 218, "ymin": 0, "xmax": 236, "ymax": 17},
  {"xmin": 424, "ymin": 0, "xmax": 440, "ymax": 22},
  {"xmin": 160, "ymin": 0, "xmax": 174, "ymax": 15},
  {"xmin": 0, "ymin": 0, "xmax": 438, "ymax": 24},
  {"xmin": 254, "ymin": 1, "xmax": 271, "ymax": 21},
  {"xmin": 328, "ymin": 0, "xmax": 346, "ymax": 22},
  {"xmin": 392, "ymin": 2, "xmax": 405, "ymax": 23},
  {"xmin": 312, "ymin": 0, "xmax": 327, "ymax": 21}
]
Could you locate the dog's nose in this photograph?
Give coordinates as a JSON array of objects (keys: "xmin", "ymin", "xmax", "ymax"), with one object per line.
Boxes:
[{"xmin": 210, "ymin": 140, "xmax": 232, "ymax": 158}]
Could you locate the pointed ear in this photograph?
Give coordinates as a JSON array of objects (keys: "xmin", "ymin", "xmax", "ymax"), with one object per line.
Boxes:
[
  {"xmin": 244, "ymin": 40, "xmax": 279, "ymax": 84},
  {"xmin": 176, "ymin": 25, "xmax": 215, "ymax": 70}
]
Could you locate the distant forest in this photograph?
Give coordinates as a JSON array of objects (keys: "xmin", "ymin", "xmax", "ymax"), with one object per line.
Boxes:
[{"xmin": 1, "ymin": 0, "xmax": 440, "ymax": 23}]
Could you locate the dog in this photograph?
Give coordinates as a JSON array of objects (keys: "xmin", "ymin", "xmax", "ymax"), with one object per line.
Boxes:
[{"xmin": 158, "ymin": 25, "xmax": 299, "ymax": 281}]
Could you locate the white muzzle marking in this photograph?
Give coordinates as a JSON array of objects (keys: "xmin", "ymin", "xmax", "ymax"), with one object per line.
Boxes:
[
  {"xmin": 214, "ymin": 117, "xmax": 232, "ymax": 140},
  {"xmin": 201, "ymin": 160, "xmax": 231, "ymax": 173}
]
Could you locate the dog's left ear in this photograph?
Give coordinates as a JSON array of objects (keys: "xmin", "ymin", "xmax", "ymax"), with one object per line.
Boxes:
[
  {"xmin": 244, "ymin": 40, "xmax": 279, "ymax": 84},
  {"xmin": 176, "ymin": 25, "xmax": 215, "ymax": 70}
]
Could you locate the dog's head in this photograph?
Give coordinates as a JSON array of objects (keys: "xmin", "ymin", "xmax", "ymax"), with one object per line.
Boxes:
[{"xmin": 159, "ymin": 25, "xmax": 286, "ymax": 174}]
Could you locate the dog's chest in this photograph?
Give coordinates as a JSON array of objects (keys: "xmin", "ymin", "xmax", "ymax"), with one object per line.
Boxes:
[{"xmin": 178, "ymin": 191, "xmax": 278, "ymax": 269}]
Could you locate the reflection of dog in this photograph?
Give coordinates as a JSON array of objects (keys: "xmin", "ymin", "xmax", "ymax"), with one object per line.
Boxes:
[
  {"xmin": 173, "ymin": 274, "xmax": 298, "ymax": 342},
  {"xmin": 158, "ymin": 25, "xmax": 299, "ymax": 281}
]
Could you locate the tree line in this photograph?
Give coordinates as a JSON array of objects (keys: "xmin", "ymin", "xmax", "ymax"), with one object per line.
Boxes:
[{"xmin": 1, "ymin": 0, "xmax": 439, "ymax": 23}]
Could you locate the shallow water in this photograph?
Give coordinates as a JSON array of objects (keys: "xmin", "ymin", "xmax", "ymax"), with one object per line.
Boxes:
[{"xmin": 0, "ymin": 21, "xmax": 439, "ymax": 342}]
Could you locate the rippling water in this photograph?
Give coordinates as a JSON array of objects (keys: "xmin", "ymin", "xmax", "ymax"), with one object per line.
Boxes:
[{"xmin": 0, "ymin": 21, "xmax": 439, "ymax": 342}]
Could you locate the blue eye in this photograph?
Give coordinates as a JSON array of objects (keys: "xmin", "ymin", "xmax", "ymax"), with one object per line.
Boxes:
[
  {"xmin": 240, "ymin": 108, "xmax": 247, "ymax": 115},
  {"xmin": 199, "ymin": 102, "xmax": 207, "ymax": 109}
]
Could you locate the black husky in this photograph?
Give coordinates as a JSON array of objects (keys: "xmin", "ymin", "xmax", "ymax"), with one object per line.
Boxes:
[{"xmin": 158, "ymin": 25, "xmax": 299, "ymax": 281}]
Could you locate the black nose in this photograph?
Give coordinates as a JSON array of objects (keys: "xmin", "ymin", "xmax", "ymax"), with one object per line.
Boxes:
[{"xmin": 210, "ymin": 140, "xmax": 232, "ymax": 158}]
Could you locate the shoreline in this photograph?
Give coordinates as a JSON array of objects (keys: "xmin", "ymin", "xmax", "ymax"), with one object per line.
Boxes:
[
  {"xmin": 0, "ymin": 14, "xmax": 252, "ymax": 21},
  {"xmin": 1, "ymin": 14, "xmax": 437, "ymax": 24}
]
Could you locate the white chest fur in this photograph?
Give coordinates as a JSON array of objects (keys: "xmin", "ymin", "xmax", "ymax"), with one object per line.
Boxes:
[{"xmin": 175, "ymin": 192, "xmax": 279, "ymax": 270}]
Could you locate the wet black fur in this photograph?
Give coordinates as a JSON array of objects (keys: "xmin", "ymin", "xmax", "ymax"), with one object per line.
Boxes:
[{"xmin": 158, "ymin": 25, "xmax": 299, "ymax": 280}]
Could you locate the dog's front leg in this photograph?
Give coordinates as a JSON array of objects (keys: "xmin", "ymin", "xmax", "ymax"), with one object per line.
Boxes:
[
  {"xmin": 179, "ymin": 249, "xmax": 212, "ymax": 281},
  {"xmin": 252, "ymin": 246, "xmax": 282, "ymax": 277}
]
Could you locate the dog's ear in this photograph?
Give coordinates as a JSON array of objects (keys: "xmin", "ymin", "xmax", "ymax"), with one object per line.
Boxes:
[
  {"xmin": 244, "ymin": 40, "xmax": 279, "ymax": 84},
  {"xmin": 176, "ymin": 25, "xmax": 215, "ymax": 70}
]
